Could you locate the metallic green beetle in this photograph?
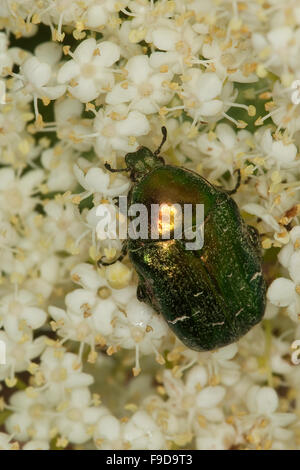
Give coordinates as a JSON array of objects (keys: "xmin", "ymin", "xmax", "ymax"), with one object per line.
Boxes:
[{"xmin": 104, "ymin": 128, "xmax": 266, "ymax": 351}]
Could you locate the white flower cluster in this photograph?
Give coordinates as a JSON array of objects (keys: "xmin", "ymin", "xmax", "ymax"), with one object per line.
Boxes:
[{"xmin": 0, "ymin": 0, "xmax": 299, "ymax": 451}]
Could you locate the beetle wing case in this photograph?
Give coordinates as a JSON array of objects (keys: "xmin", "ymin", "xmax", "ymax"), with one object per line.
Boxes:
[{"xmin": 128, "ymin": 165, "xmax": 266, "ymax": 351}]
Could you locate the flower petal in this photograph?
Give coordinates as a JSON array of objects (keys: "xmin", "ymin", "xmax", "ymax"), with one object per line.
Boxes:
[
  {"xmin": 288, "ymin": 252, "xmax": 300, "ymax": 284},
  {"xmin": 85, "ymin": 167, "xmax": 110, "ymax": 193},
  {"xmin": 22, "ymin": 57, "xmax": 51, "ymax": 87},
  {"xmin": 126, "ymin": 55, "xmax": 151, "ymax": 83},
  {"xmin": 116, "ymin": 111, "xmax": 150, "ymax": 136},
  {"xmin": 106, "ymin": 83, "xmax": 137, "ymax": 106},
  {"xmin": 0, "ymin": 167, "xmax": 15, "ymax": 189},
  {"xmin": 69, "ymin": 76, "xmax": 99, "ymax": 103},
  {"xmin": 35, "ymin": 41, "xmax": 62, "ymax": 65},
  {"xmin": 196, "ymin": 386, "xmax": 225, "ymax": 408},
  {"xmin": 73, "ymin": 38, "xmax": 96, "ymax": 64},
  {"xmin": 42, "ymin": 84, "xmax": 66, "ymax": 100},
  {"xmin": 196, "ymin": 73, "xmax": 222, "ymax": 101},
  {"xmin": 22, "ymin": 307, "xmax": 47, "ymax": 329},
  {"xmin": 199, "ymin": 100, "xmax": 223, "ymax": 116},
  {"xmin": 94, "ymin": 41, "xmax": 120, "ymax": 67},
  {"xmin": 216, "ymin": 123, "xmax": 236, "ymax": 149},
  {"xmin": 57, "ymin": 60, "xmax": 80, "ymax": 83},
  {"xmin": 267, "ymin": 277, "xmax": 296, "ymax": 307}
]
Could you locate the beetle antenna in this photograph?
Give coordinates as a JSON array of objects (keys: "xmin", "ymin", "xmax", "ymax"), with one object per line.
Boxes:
[
  {"xmin": 227, "ymin": 169, "xmax": 241, "ymax": 195},
  {"xmin": 154, "ymin": 126, "xmax": 167, "ymax": 157},
  {"xmin": 105, "ymin": 162, "xmax": 130, "ymax": 173}
]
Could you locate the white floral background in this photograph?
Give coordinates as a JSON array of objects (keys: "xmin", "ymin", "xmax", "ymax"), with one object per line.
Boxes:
[{"xmin": 0, "ymin": 0, "xmax": 300, "ymax": 451}]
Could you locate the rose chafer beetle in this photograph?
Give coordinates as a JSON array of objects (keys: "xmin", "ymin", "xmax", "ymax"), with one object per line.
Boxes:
[{"xmin": 103, "ymin": 127, "xmax": 266, "ymax": 351}]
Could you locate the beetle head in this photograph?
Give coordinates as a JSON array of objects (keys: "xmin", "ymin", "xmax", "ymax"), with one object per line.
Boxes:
[
  {"xmin": 125, "ymin": 126, "xmax": 167, "ymax": 180},
  {"xmin": 125, "ymin": 147, "xmax": 165, "ymax": 180},
  {"xmin": 104, "ymin": 127, "xmax": 167, "ymax": 181}
]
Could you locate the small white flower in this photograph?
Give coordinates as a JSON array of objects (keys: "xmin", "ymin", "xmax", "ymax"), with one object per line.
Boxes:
[
  {"xmin": 122, "ymin": 410, "xmax": 165, "ymax": 450},
  {"xmin": 39, "ymin": 347, "xmax": 94, "ymax": 405},
  {"xmin": 174, "ymin": 0, "xmax": 220, "ymax": 17},
  {"xmin": 57, "ymin": 38, "xmax": 120, "ymax": 103},
  {"xmin": 0, "ymin": 330, "xmax": 45, "ymax": 381},
  {"xmin": 93, "ymin": 104, "xmax": 150, "ymax": 158},
  {"xmin": 163, "ymin": 367, "xmax": 226, "ymax": 424},
  {"xmin": 278, "ymin": 225, "xmax": 300, "ymax": 268},
  {"xmin": 197, "ymin": 123, "xmax": 252, "ymax": 179},
  {"xmin": 112, "ymin": 297, "xmax": 168, "ymax": 354},
  {"xmin": 85, "ymin": 1, "xmax": 128, "ymax": 28},
  {"xmin": 244, "ymin": 385, "xmax": 296, "ymax": 444},
  {"xmin": 5, "ymin": 390, "xmax": 53, "ymax": 442},
  {"xmin": 49, "ymin": 286, "xmax": 120, "ymax": 343},
  {"xmin": 201, "ymin": 38, "xmax": 258, "ymax": 83},
  {"xmin": 264, "ymin": 301, "xmax": 279, "ymax": 320},
  {"xmin": 124, "ymin": 1, "xmax": 174, "ymax": 32},
  {"xmin": 0, "ymin": 32, "xmax": 13, "ymax": 75},
  {"xmin": 23, "ymin": 440, "xmax": 50, "ymax": 450},
  {"xmin": 43, "ymin": 199, "xmax": 86, "ymax": 252},
  {"xmin": 45, "ymin": 0, "xmax": 85, "ymax": 30},
  {"xmin": 267, "ymin": 251, "xmax": 300, "ymax": 322},
  {"xmin": 0, "ymin": 432, "xmax": 18, "ymax": 450},
  {"xmin": 0, "ymin": 89, "xmax": 36, "ymax": 169},
  {"xmin": 41, "ymin": 146, "xmax": 77, "ymax": 192},
  {"xmin": 106, "ymin": 54, "xmax": 174, "ymax": 114},
  {"xmin": 35, "ymin": 41, "xmax": 64, "ymax": 67},
  {"xmin": 184, "ymin": 70, "xmax": 223, "ymax": 117},
  {"xmin": 74, "ymin": 159, "xmax": 130, "ymax": 197},
  {"xmin": 270, "ymin": 337, "xmax": 294, "ymax": 376},
  {"xmin": 196, "ymin": 422, "xmax": 236, "ymax": 450},
  {"xmin": 270, "ymin": 81, "xmax": 300, "ymax": 135},
  {"xmin": 0, "ymin": 212, "xmax": 64, "ymax": 300},
  {"xmin": 0, "ymin": 2, "xmax": 37, "ymax": 37},
  {"xmin": 94, "ymin": 412, "xmax": 122, "ymax": 449},
  {"xmin": 141, "ymin": 395, "xmax": 182, "ymax": 440},
  {"xmin": 242, "ymin": 202, "xmax": 281, "ymax": 233},
  {"xmin": 195, "ymin": 385, "xmax": 226, "ymax": 421},
  {"xmin": 0, "ymin": 213, "xmax": 18, "ymax": 250},
  {"xmin": 54, "ymin": 97, "xmax": 93, "ymax": 152},
  {"xmin": 0, "ymin": 289, "xmax": 47, "ymax": 335},
  {"xmin": 255, "ymin": 128, "xmax": 298, "ymax": 169},
  {"xmin": 201, "ymin": 344, "xmax": 240, "ymax": 387},
  {"xmin": 74, "ymin": 164, "xmax": 109, "ymax": 193},
  {"xmin": 146, "ymin": 20, "xmax": 203, "ymax": 73},
  {"xmin": 182, "ymin": 69, "xmax": 236, "ymax": 123},
  {"xmin": 50, "ymin": 261, "xmax": 167, "ymax": 370},
  {"xmin": 21, "ymin": 42, "xmax": 66, "ymax": 100},
  {"xmin": 252, "ymin": 27, "xmax": 297, "ymax": 79},
  {"xmin": 56, "ymin": 388, "xmax": 104, "ymax": 444},
  {"xmin": 0, "ymin": 167, "xmax": 44, "ymax": 217},
  {"xmin": 71, "ymin": 262, "xmax": 136, "ymax": 307}
]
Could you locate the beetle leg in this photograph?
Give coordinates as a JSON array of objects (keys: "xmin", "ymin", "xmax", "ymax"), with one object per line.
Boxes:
[
  {"xmin": 137, "ymin": 282, "xmax": 148, "ymax": 302},
  {"xmin": 105, "ymin": 162, "xmax": 138, "ymax": 182},
  {"xmin": 136, "ymin": 278, "xmax": 159, "ymax": 311},
  {"xmin": 104, "ymin": 162, "xmax": 130, "ymax": 173},
  {"xmin": 226, "ymin": 169, "xmax": 241, "ymax": 195},
  {"xmin": 97, "ymin": 241, "xmax": 128, "ymax": 267}
]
